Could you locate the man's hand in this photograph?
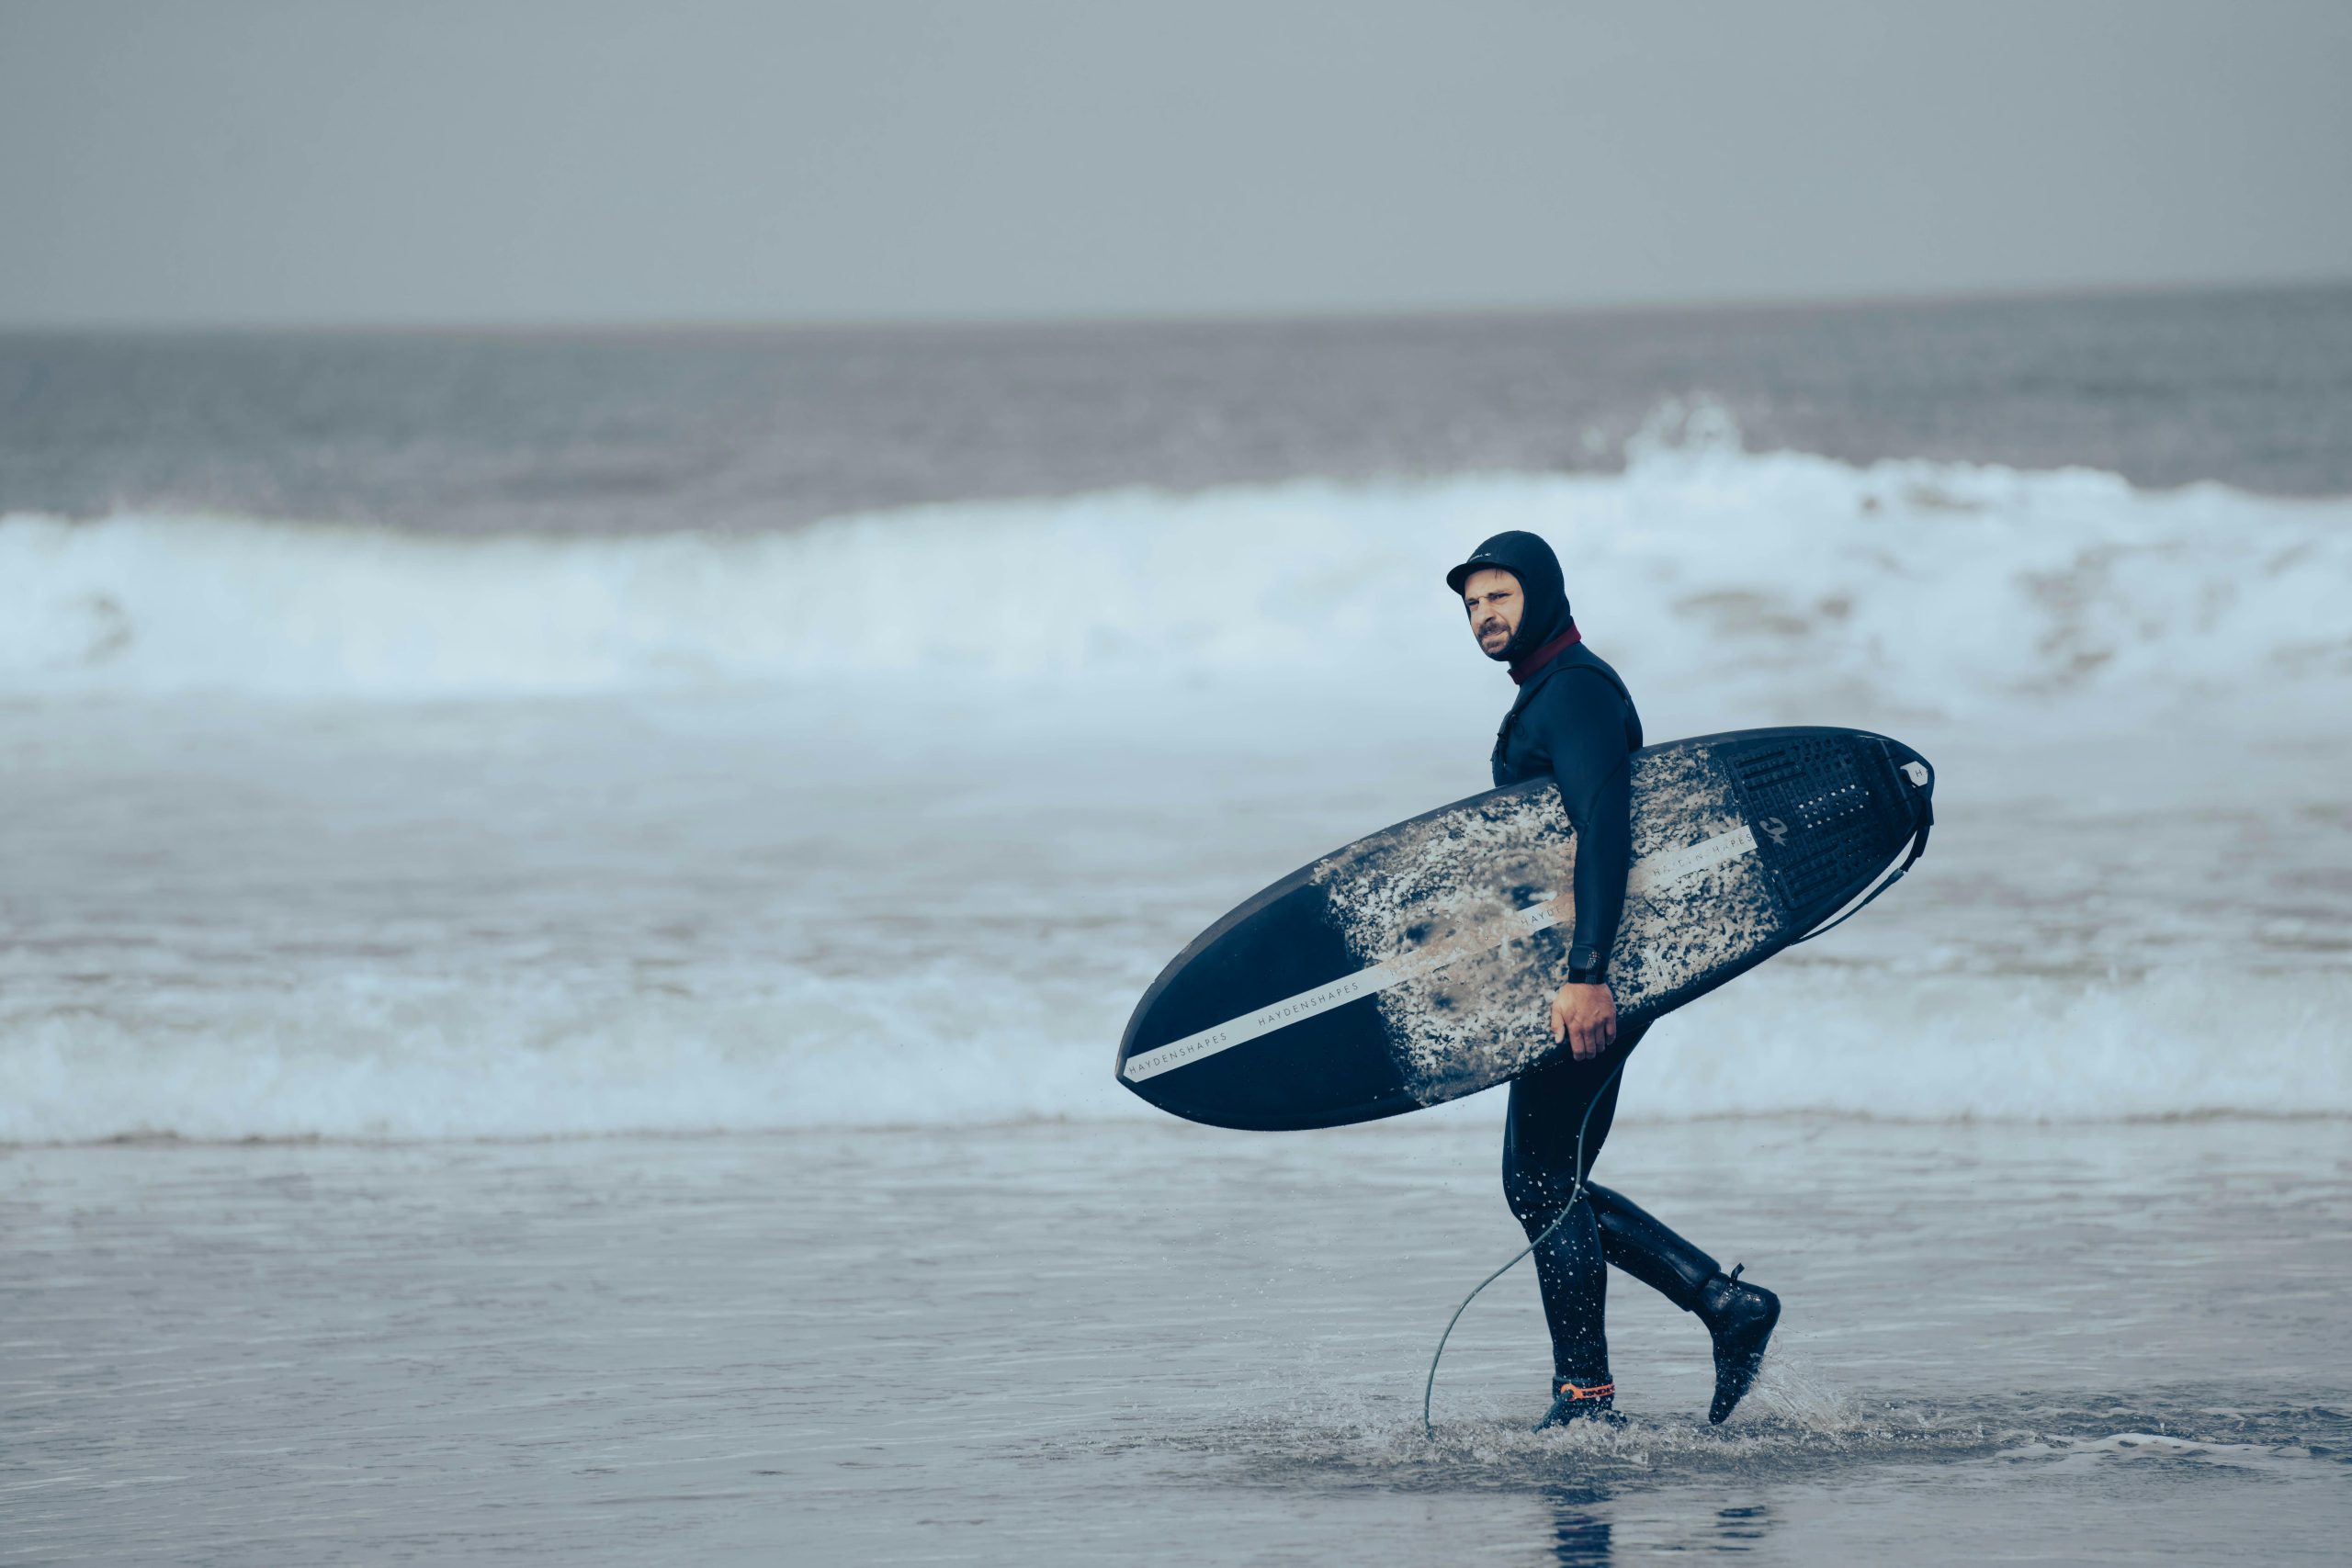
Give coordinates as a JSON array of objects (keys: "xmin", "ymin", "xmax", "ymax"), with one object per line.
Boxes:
[{"xmin": 1549, "ymin": 980, "xmax": 1618, "ymax": 1061}]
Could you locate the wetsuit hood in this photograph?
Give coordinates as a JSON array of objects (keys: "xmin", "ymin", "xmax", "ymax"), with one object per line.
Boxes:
[{"xmin": 1446, "ymin": 530, "xmax": 1575, "ymax": 666}]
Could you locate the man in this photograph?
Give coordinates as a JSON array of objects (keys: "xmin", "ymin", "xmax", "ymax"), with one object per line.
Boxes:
[{"xmin": 1446, "ymin": 530, "xmax": 1781, "ymax": 1430}]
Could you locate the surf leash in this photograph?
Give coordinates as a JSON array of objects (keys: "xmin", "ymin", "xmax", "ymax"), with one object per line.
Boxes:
[
  {"xmin": 1789, "ymin": 816, "xmax": 1932, "ymax": 948},
  {"xmin": 1421, "ymin": 1054, "xmax": 1627, "ymax": 1441}
]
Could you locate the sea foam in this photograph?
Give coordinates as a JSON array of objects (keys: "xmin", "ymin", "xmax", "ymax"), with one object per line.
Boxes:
[
  {"xmin": 6, "ymin": 963, "xmax": 2345, "ymax": 1145},
  {"xmin": 5, "ymin": 441, "xmax": 2347, "ymax": 729},
  {"xmin": 4, "ymin": 441, "xmax": 2346, "ymax": 1142}
]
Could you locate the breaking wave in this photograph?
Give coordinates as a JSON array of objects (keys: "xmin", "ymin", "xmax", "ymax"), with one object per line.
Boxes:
[
  {"xmin": 6, "ymin": 438, "xmax": 2349, "ymax": 730},
  {"xmin": 6, "ymin": 430, "xmax": 2347, "ymax": 1143}
]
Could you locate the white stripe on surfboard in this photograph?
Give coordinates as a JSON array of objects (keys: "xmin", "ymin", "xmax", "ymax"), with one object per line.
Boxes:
[{"xmin": 1120, "ymin": 823, "xmax": 1758, "ymax": 1084}]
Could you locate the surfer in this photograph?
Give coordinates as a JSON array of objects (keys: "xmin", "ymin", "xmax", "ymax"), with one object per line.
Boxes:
[{"xmin": 1447, "ymin": 531, "xmax": 1782, "ymax": 1430}]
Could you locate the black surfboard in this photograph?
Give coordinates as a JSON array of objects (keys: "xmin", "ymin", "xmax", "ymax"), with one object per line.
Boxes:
[{"xmin": 1116, "ymin": 727, "xmax": 1934, "ymax": 1131}]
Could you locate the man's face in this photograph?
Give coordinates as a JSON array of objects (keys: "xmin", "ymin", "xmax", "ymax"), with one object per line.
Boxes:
[{"xmin": 1462, "ymin": 567, "xmax": 1522, "ymax": 657}]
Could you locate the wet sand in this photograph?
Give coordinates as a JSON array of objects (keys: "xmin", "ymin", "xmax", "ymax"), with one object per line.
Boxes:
[{"xmin": 6, "ymin": 1115, "xmax": 2347, "ymax": 1564}]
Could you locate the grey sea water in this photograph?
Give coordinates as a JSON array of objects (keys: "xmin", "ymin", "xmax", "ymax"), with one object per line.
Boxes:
[
  {"xmin": 7, "ymin": 1119, "xmax": 2349, "ymax": 1564},
  {"xmin": 4, "ymin": 285, "xmax": 2351, "ymax": 1562},
  {"xmin": 6, "ymin": 283, "xmax": 2352, "ymax": 535}
]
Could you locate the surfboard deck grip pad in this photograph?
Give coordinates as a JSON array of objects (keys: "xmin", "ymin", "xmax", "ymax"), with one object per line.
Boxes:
[{"xmin": 1723, "ymin": 735, "xmax": 1917, "ymax": 913}]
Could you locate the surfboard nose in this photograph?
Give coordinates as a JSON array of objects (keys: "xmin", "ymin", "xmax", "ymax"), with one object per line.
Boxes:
[{"xmin": 1880, "ymin": 737, "xmax": 1937, "ymax": 836}]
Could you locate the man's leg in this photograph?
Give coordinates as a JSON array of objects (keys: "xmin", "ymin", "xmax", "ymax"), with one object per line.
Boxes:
[
  {"xmin": 1585, "ymin": 1183, "xmax": 1714, "ymax": 1307},
  {"xmin": 1500, "ymin": 1022, "xmax": 1642, "ymax": 1426},
  {"xmin": 1503, "ymin": 1020, "xmax": 1783, "ymax": 1426},
  {"xmin": 1580, "ymin": 1184, "xmax": 1781, "ymax": 1425}
]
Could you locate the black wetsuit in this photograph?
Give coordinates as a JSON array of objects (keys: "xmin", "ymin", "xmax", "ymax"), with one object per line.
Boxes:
[
  {"xmin": 1492, "ymin": 626, "xmax": 1645, "ymax": 1391},
  {"xmin": 1451, "ymin": 529, "xmax": 1724, "ymax": 1395}
]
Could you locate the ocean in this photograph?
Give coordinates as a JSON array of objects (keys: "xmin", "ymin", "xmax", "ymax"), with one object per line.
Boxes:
[{"xmin": 4, "ymin": 286, "xmax": 2349, "ymax": 1562}]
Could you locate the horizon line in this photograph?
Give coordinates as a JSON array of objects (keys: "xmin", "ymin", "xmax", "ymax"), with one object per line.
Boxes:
[{"xmin": 6, "ymin": 272, "xmax": 2348, "ymax": 339}]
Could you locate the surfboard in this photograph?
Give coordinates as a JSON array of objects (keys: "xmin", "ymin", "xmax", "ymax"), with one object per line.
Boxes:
[{"xmin": 1115, "ymin": 726, "xmax": 1934, "ymax": 1130}]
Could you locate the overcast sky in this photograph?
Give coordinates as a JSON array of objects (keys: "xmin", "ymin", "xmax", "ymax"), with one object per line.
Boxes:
[{"xmin": 3, "ymin": 0, "xmax": 2348, "ymax": 327}]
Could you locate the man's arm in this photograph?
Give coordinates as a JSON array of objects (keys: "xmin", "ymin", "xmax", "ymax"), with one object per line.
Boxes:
[{"xmin": 1521, "ymin": 671, "xmax": 1634, "ymax": 1056}]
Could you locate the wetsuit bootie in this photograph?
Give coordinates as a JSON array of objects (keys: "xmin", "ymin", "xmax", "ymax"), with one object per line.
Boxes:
[
  {"xmin": 1532, "ymin": 1379, "xmax": 1618, "ymax": 1431},
  {"xmin": 1697, "ymin": 1266, "xmax": 1780, "ymax": 1425}
]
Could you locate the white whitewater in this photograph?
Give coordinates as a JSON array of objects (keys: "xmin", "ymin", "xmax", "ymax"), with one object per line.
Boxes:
[
  {"xmin": 3, "ymin": 440, "xmax": 2346, "ymax": 1142},
  {"xmin": 5, "ymin": 436, "xmax": 2347, "ymax": 721}
]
